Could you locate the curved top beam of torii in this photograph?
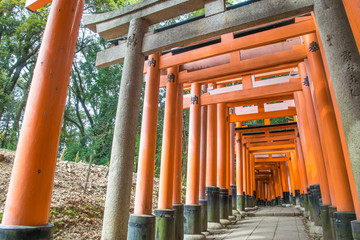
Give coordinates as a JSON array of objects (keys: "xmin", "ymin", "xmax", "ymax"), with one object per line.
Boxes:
[{"xmin": 25, "ymin": 0, "xmax": 52, "ymax": 11}]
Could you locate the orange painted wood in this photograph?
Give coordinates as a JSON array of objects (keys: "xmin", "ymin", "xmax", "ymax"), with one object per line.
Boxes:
[
  {"xmin": 26, "ymin": 0, "xmax": 52, "ymax": 11},
  {"xmin": 230, "ymin": 108, "xmax": 296, "ymax": 123},
  {"xmin": 295, "ymin": 133, "xmax": 309, "ymax": 194},
  {"xmin": 298, "ymin": 62, "xmax": 332, "ymax": 206},
  {"xmin": 206, "ymin": 84, "xmax": 217, "ymax": 187},
  {"xmin": 178, "ymin": 47, "xmax": 306, "ymax": 84},
  {"xmin": 235, "ymin": 123, "xmax": 243, "ymax": 195},
  {"xmin": 230, "ymin": 122, "xmax": 236, "ymax": 186},
  {"xmin": 200, "ymin": 78, "xmax": 302, "ymax": 107},
  {"xmin": 217, "ymin": 88, "xmax": 227, "ymax": 189},
  {"xmin": 134, "ymin": 53, "xmax": 161, "ymax": 215},
  {"xmin": 243, "ymin": 134, "xmax": 296, "ymax": 143},
  {"xmin": 199, "ymin": 85, "xmax": 208, "ymax": 200},
  {"xmin": 2, "ymin": 0, "xmax": 83, "ymax": 226},
  {"xmin": 186, "ymin": 83, "xmax": 202, "ymax": 205},
  {"xmin": 254, "ymin": 157, "xmax": 289, "ymax": 163},
  {"xmin": 158, "ymin": 19, "xmax": 315, "ymax": 69},
  {"xmin": 304, "ymin": 34, "xmax": 355, "ymax": 212},
  {"xmin": 172, "ymin": 84, "xmax": 184, "ymax": 204},
  {"xmin": 158, "ymin": 67, "xmax": 179, "ymax": 209}
]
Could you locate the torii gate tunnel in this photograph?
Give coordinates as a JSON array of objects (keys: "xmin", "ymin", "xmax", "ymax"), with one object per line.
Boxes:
[{"xmin": 0, "ymin": 0, "xmax": 360, "ymax": 239}]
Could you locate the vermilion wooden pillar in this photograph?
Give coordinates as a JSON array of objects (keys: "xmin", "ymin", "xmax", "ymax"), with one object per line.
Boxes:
[
  {"xmin": 134, "ymin": 53, "xmax": 161, "ymax": 215},
  {"xmin": 199, "ymin": 85, "xmax": 208, "ymax": 200},
  {"xmin": 298, "ymin": 62, "xmax": 333, "ymax": 206},
  {"xmin": 173, "ymin": 84, "xmax": 184, "ymax": 205},
  {"xmin": 2, "ymin": 0, "xmax": 83, "ymax": 230},
  {"xmin": 303, "ymin": 33, "xmax": 355, "ymax": 213},
  {"xmin": 186, "ymin": 82, "xmax": 202, "ymax": 205}
]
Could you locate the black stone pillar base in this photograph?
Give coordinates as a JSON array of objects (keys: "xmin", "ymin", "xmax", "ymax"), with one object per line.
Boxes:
[
  {"xmin": 310, "ymin": 185, "xmax": 322, "ymax": 226},
  {"xmin": 237, "ymin": 195, "xmax": 245, "ymax": 212},
  {"xmin": 283, "ymin": 191, "xmax": 290, "ymax": 204},
  {"xmin": 351, "ymin": 220, "xmax": 360, "ymax": 240},
  {"xmin": 155, "ymin": 209, "xmax": 175, "ymax": 240},
  {"xmin": 245, "ymin": 195, "xmax": 249, "ymax": 208},
  {"xmin": 334, "ymin": 211, "xmax": 356, "ymax": 240},
  {"xmin": 184, "ymin": 205, "xmax": 203, "ymax": 238},
  {"xmin": 219, "ymin": 188, "xmax": 229, "ymax": 222},
  {"xmin": 206, "ymin": 186, "xmax": 220, "ymax": 223},
  {"xmin": 199, "ymin": 200, "xmax": 208, "ymax": 233},
  {"xmin": 329, "ymin": 205, "xmax": 337, "ymax": 240},
  {"xmin": 295, "ymin": 190, "xmax": 300, "ymax": 205},
  {"xmin": 173, "ymin": 204, "xmax": 184, "ymax": 240},
  {"xmin": 128, "ymin": 214, "xmax": 155, "ymax": 240},
  {"xmin": 228, "ymin": 196, "xmax": 233, "ymax": 217},
  {"xmin": 230, "ymin": 185, "xmax": 237, "ymax": 210},
  {"xmin": 0, "ymin": 224, "xmax": 54, "ymax": 240},
  {"xmin": 320, "ymin": 205, "xmax": 333, "ymax": 240}
]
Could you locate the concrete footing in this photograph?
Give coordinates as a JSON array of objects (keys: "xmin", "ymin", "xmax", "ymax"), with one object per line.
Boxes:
[
  {"xmin": 283, "ymin": 191, "xmax": 290, "ymax": 204},
  {"xmin": 320, "ymin": 205, "xmax": 332, "ymax": 240},
  {"xmin": 199, "ymin": 200, "xmax": 208, "ymax": 233},
  {"xmin": 310, "ymin": 185, "xmax": 322, "ymax": 226},
  {"xmin": 237, "ymin": 195, "xmax": 245, "ymax": 211},
  {"xmin": 155, "ymin": 209, "xmax": 175, "ymax": 240},
  {"xmin": 351, "ymin": 220, "xmax": 360, "ymax": 240},
  {"xmin": 0, "ymin": 224, "xmax": 54, "ymax": 240},
  {"xmin": 173, "ymin": 204, "xmax": 184, "ymax": 240},
  {"xmin": 128, "ymin": 214, "xmax": 155, "ymax": 240},
  {"xmin": 334, "ymin": 211, "xmax": 356, "ymax": 240},
  {"xmin": 329, "ymin": 205, "xmax": 337, "ymax": 240},
  {"xmin": 219, "ymin": 188, "xmax": 229, "ymax": 222},
  {"xmin": 230, "ymin": 185, "xmax": 237, "ymax": 210},
  {"xmin": 184, "ymin": 205, "xmax": 204, "ymax": 239},
  {"xmin": 206, "ymin": 186, "xmax": 220, "ymax": 223}
]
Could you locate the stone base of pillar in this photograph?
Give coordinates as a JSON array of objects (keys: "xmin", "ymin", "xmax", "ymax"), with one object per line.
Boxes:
[
  {"xmin": 219, "ymin": 188, "xmax": 229, "ymax": 223},
  {"xmin": 184, "ymin": 205, "xmax": 204, "ymax": 239},
  {"xmin": 271, "ymin": 199, "xmax": 276, "ymax": 206},
  {"xmin": 320, "ymin": 205, "xmax": 333, "ymax": 240},
  {"xmin": 173, "ymin": 204, "xmax": 184, "ymax": 240},
  {"xmin": 282, "ymin": 191, "xmax": 290, "ymax": 204},
  {"xmin": 277, "ymin": 196, "xmax": 282, "ymax": 205},
  {"xmin": 329, "ymin": 205, "xmax": 337, "ymax": 240},
  {"xmin": 199, "ymin": 200, "xmax": 208, "ymax": 233},
  {"xmin": 333, "ymin": 211, "xmax": 356, "ymax": 240},
  {"xmin": 127, "ymin": 214, "xmax": 155, "ymax": 240},
  {"xmin": 310, "ymin": 185, "xmax": 322, "ymax": 226},
  {"xmin": 0, "ymin": 224, "xmax": 53, "ymax": 240},
  {"xmin": 206, "ymin": 186, "xmax": 220, "ymax": 223},
  {"xmin": 230, "ymin": 185, "xmax": 237, "ymax": 210},
  {"xmin": 351, "ymin": 220, "xmax": 360, "ymax": 240},
  {"xmin": 228, "ymin": 196, "xmax": 233, "ymax": 217},
  {"xmin": 237, "ymin": 195, "xmax": 245, "ymax": 212},
  {"xmin": 155, "ymin": 209, "xmax": 175, "ymax": 240},
  {"xmin": 295, "ymin": 190, "xmax": 300, "ymax": 205},
  {"xmin": 244, "ymin": 195, "xmax": 249, "ymax": 208}
]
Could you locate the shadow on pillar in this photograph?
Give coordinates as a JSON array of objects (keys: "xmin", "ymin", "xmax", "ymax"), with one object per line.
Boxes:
[
  {"xmin": 0, "ymin": 224, "xmax": 54, "ymax": 240},
  {"xmin": 127, "ymin": 214, "xmax": 155, "ymax": 240}
]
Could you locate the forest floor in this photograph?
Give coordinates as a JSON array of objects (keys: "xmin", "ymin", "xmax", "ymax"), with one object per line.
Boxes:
[{"xmin": 0, "ymin": 149, "xmax": 171, "ymax": 240}]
